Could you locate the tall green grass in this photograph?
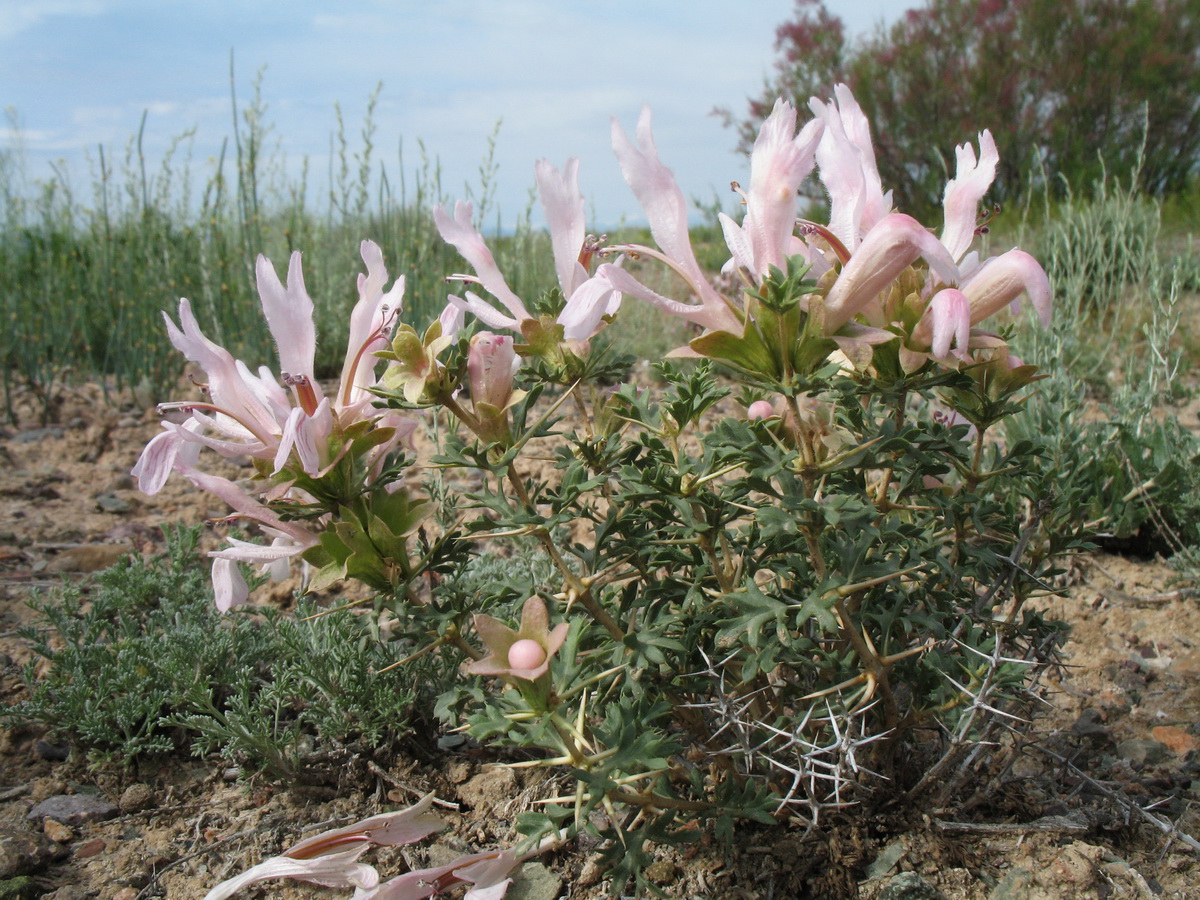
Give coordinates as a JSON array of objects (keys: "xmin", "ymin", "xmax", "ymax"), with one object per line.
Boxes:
[
  {"xmin": 1004, "ymin": 167, "xmax": 1200, "ymax": 564},
  {"xmin": 0, "ymin": 74, "xmax": 557, "ymax": 423}
]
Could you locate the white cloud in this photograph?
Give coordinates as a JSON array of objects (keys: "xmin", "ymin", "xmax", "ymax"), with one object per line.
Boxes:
[{"xmin": 0, "ymin": 0, "xmax": 106, "ymax": 39}]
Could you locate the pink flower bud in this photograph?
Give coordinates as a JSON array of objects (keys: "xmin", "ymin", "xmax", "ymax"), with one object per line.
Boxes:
[
  {"xmin": 508, "ymin": 639, "xmax": 547, "ymax": 670},
  {"xmin": 747, "ymin": 400, "xmax": 775, "ymax": 420},
  {"xmin": 468, "ymin": 331, "xmax": 517, "ymax": 412}
]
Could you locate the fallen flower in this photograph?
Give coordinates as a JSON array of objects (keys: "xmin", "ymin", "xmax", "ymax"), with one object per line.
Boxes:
[{"xmin": 202, "ymin": 794, "xmax": 444, "ymax": 900}]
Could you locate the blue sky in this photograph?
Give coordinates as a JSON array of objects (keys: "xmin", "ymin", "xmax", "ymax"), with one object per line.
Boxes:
[{"xmin": 1, "ymin": 0, "xmax": 914, "ymax": 229}]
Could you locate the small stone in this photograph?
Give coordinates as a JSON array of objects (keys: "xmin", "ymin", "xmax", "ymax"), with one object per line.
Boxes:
[
  {"xmin": 111, "ymin": 889, "xmax": 139, "ymax": 900},
  {"xmin": 576, "ymin": 857, "xmax": 603, "ymax": 887},
  {"xmin": 74, "ymin": 839, "xmax": 105, "ymax": 859},
  {"xmin": 989, "ymin": 867, "xmax": 1035, "ymax": 900},
  {"xmin": 644, "ymin": 860, "xmax": 678, "ymax": 885},
  {"xmin": 866, "ymin": 839, "xmax": 909, "ymax": 879},
  {"xmin": 27, "ymin": 794, "xmax": 119, "ymax": 826},
  {"xmin": 94, "ymin": 493, "xmax": 131, "ymax": 514},
  {"xmin": 446, "ymin": 760, "xmax": 473, "ymax": 784},
  {"xmin": 41, "ymin": 819, "xmax": 73, "ymax": 843},
  {"xmin": 878, "ymin": 871, "xmax": 944, "ymax": 900},
  {"xmin": 0, "ymin": 828, "xmax": 64, "ymax": 878},
  {"xmin": 457, "ymin": 766, "xmax": 518, "ymax": 812},
  {"xmin": 508, "ymin": 862, "xmax": 561, "ymax": 900},
  {"xmin": 118, "ymin": 783, "xmax": 155, "ymax": 814},
  {"xmin": 1150, "ymin": 725, "xmax": 1198, "ymax": 755},
  {"xmin": 1070, "ymin": 709, "xmax": 1112, "ymax": 740},
  {"xmin": 1170, "ymin": 650, "xmax": 1200, "ymax": 677},
  {"xmin": 12, "ymin": 427, "xmax": 64, "ymax": 444},
  {"xmin": 1115, "ymin": 738, "xmax": 1170, "ymax": 766}
]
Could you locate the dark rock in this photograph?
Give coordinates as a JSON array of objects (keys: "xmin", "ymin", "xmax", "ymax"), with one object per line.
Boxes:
[
  {"xmin": 26, "ymin": 794, "xmax": 118, "ymax": 827},
  {"xmin": 0, "ymin": 828, "xmax": 64, "ymax": 878},
  {"xmin": 33, "ymin": 741, "xmax": 69, "ymax": 762}
]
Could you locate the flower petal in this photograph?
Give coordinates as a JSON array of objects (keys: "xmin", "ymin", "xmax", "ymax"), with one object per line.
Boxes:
[
  {"xmin": 211, "ymin": 557, "xmax": 249, "ymax": 612},
  {"xmin": 256, "ymin": 252, "xmax": 317, "ymax": 383},
  {"xmin": 960, "ymin": 249, "xmax": 1052, "ymax": 327},
  {"xmin": 940, "ymin": 131, "xmax": 998, "ymax": 262},
  {"xmin": 435, "ymin": 202, "xmax": 531, "ymax": 323},
  {"xmin": 201, "ymin": 848, "xmax": 377, "ymax": 900},
  {"xmin": 822, "ymin": 213, "xmax": 959, "ymax": 332},
  {"xmin": 535, "ymin": 158, "xmax": 588, "ymax": 297}
]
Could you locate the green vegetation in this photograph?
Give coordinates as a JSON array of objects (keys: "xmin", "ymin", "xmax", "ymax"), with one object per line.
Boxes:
[
  {"xmin": 0, "ymin": 75, "xmax": 558, "ymax": 422},
  {"xmin": 1, "ymin": 526, "xmax": 455, "ymax": 776},
  {"xmin": 731, "ymin": 0, "xmax": 1200, "ymax": 218}
]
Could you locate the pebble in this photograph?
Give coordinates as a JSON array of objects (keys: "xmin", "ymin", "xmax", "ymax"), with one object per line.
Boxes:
[
  {"xmin": 508, "ymin": 862, "xmax": 561, "ymax": 900},
  {"xmin": 0, "ymin": 828, "xmax": 64, "ymax": 878},
  {"xmin": 1115, "ymin": 738, "xmax": 1170, "ymax": 766},
  {"xmin": 94, "ymin": 493, "xmax": 131, "ymax": 514},
  {"xmin": 1069, "ymin": 709, "xmax": 1112, "ymax": 740},
  {"xmin": 27, "ymin": 794, "xmax": 119, "ymax": 827},
  {"xmin": 74, "ymin": 839, "xmax": 105, "ymax": 859},
  {"xmin": 118, "ymin": 783, "xmax": 155, "ymax": 814},
  {"xmin": 41, "ymin": 819, "xmax": 74, "ymax": 844},
  {"xmin": 112, "ymin": 889, "xmax": 139, "ymax": 900},
  {"xmin": 866, "ymin": 839, "xmax": 909, "ymax": 879},
  {"xmin": 1150, "ymin": 725, "xmax": 1198, "ymax": 755},
  {"xmin": 877, "ymin": 871, "xmax": 944, "ymax": 899},
  {"xmin": 644, "ymin": 860, "xmax": 678, "ymax": 885},
  {"xmin": 11, "ymin": 428, "xmax": 64, "ymax": 444}
]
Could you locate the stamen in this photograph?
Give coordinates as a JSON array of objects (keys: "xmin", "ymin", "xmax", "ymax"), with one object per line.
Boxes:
[
  {"xmin": 578, "ymin": 233, "xmax": 608, "ymax": 271},
  {"xmin": 797, "ymin": 220, "xmax": 852, "ymax": 265},
  {"xmin": 730, "ymin": 180, "xmax": 748, "ymax": 205},
  {"xmin": 974, "ymin": 202, "xmax": 1001, "ymax": 236},
  {"xmin": 282, "ymin": 373, "xmax": 322, "ymax": 416}
]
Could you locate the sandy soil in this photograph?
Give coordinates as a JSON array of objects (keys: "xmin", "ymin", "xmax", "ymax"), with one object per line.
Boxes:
[{"xmin": 0, "ymin": 381, "xmax": 1198, "ymax": 900}]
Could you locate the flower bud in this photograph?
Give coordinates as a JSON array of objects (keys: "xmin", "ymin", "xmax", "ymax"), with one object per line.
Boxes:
[
  {"xmin": 468, "ymin": 331, "xmax": 518, "ymax": 412},
  {"xmin": 747, "ymin": 399, "xmax": 776, "ymax": 420}
]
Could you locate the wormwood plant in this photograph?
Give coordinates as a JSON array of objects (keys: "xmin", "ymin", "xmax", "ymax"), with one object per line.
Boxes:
[
  {"xmin": 4, "ymin": 526, "xmax": 451, "ymax": 777},
  {"xmin": 126, "ymin": 88, "xmax": 1073, "ymax": 896}
]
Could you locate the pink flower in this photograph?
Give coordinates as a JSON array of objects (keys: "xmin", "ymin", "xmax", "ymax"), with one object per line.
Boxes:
[
  {"xmin": 135, "ymin": 241, "xmax": 409, "ymax": 486},
  {"xmin": 357, "ymin": 847, "xmax": 522, "ymax": 900},
  {"xmin": 718, "ymin": 99, "xmax": 824, "ymax": 281},
  {"xmin": 435, "ymin": 159, "xmax": 620, "ymax": 345},
  {"xmin": 604, "ymin": 107, "xmax": 742, "ymax": 335},
  {"xmin": 467, "ymin": 596, "xmax": 569, "ymax": 682},
  {"xmin": 202, "ymin": 795, "xmax": 445, "ymax": 900},
  {"xmin": 808, "ymin": 84, "xmax": 892, "ymax": 255},
  {"xmin": 821, "ymin": 213, "xmax": 960, "ymax": 333},
  {"xmin": 468, "ymin": 332, "xmax": 520, "ymax": 413}
]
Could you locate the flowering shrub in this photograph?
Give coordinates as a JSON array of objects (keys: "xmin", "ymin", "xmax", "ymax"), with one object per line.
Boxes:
[{"xmin": 138, "ymin": 86, "xmax": 1070, "ymax": 895}]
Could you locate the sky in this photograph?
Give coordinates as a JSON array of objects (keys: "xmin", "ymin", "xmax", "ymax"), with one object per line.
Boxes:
[{"xmin": 1, "ymin": 0, "xmax": 915, "ymax": 231}]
